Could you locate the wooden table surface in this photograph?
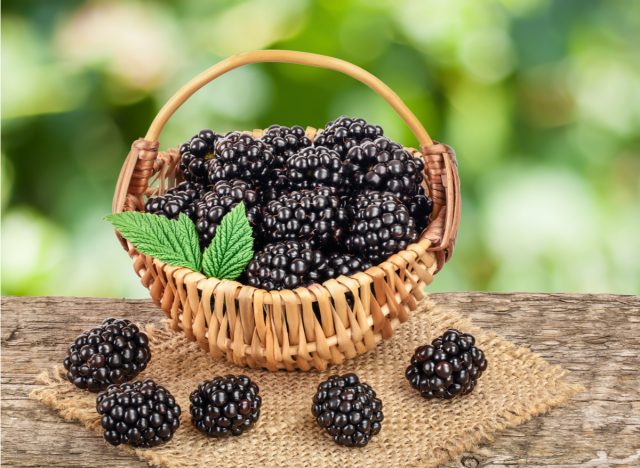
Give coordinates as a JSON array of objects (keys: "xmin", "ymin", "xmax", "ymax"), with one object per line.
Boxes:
[{"xmin": 2, "ymin": 293, "xmax": 639, "ymax": 467}]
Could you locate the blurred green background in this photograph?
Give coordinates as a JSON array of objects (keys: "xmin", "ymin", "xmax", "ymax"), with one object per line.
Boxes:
[{"xmin": 2, "ymin": 0, "xmax": 639, "ymax": 297}]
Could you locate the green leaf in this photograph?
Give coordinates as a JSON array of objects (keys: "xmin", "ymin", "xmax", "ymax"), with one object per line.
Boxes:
[
  {"xmin": 106, "ymin": 212, "xmax": 202, "ymax": 271},
  {"xmin": 202, "ymin": 202, "xmax": 254, "ymax": 280}
]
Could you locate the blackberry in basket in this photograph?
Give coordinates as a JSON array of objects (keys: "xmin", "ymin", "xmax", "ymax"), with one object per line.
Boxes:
[
  {"xmin": 260, "ymin": 186, "xmax": 347, "ymax": 247},
  {"xmin": 189, "ymin": 375, "xmax": 261, "ymax": 437},
  {"xmin": 144, "ymin": 181, "xmax": 204, "ymax": 220},
  {"xmin": 260, "ymin": 167, "xmax": 290, "ymax": 204},
  {"xmin": 245, "ymin": 240, "xmax": 328, "ymax": 290},
  {"xmin": 344, "ymin": 191, "xmax": 418, "ymax": 264},
  {"xmin": 405, "ymin": 329, "xmax": 488, "ymax": 399},
  {"xmin": 347, "ymin": 137, "xmax": 425, "ymax": 201},
  {"xmin": 285, "ymin": 146, "xmax": 347, "ymax": 192},
  {"xmin": 63, "ymin": 318, "xmax": 151, "ymax": 392},
  {"xmin": 312, "ymin": 373, "xmax": 384, "ymax": 447},
  {"xmin": 96, "ymin": 379, "xmax": 181, "ymax": 447},
  {"xmin": 207, "ymin": 132, "xmax": 275, "ymax": 184},
  {"xmin": 179, "ymin": 129, "xmax": 221, "ymax": 184},
  {"xmin": 314, "ymin": 116, "xmax": 383, "ymax": 157},
  {"xmin": 324, "ymin": 253, "xmax": 372, "ymax": 279},
  {"xmin": 194, "ymin": 179, "xmax": 261, "ymax": 248},
  {"xmin": 406, "ymin": 186, "xmax": 434, "ymax": 232},
  {"xmin": 260, "ymin": 124, "xmax": 311, "ymax": 167}
]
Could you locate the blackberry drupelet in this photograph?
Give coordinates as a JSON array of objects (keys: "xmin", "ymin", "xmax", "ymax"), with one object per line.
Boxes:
[
  {"xmin": 144, "ymin": 182, "xmax": 204, "ymax": 220},
  {"xmin": 314, "ymin": 116, "xmax": 383, "ymax": 157},
  {"xmin": 311, "ymin": 373, "xmax": 383, "ymax": 447},
  {"xmin": 405, "ymin": 329, "xmax": 488, "ymax": 399},
  {"xmin": 96, "ymin": 379, "xmax": 181, "ymax": 447},
  {"xmin": 179, "ymin": 129, "xmax": 220, "ymax": 184},
  {"xmin": 194, "ymin": 179, "xmax": 261, "ymax": 248},
  {"xmin": 207, "ymin": 132, "xmax": 274, "ymax": 184},
  {"xmin": 344, "ymin": 191, "xmax": 418, "ymax": 264},
  {"xmin": 63, "ymin": 318, "xmax": 151, "ymax": 392},
  {"xmin": 189, "ymin": 375, "xmax": 261, "ymax": 437},
  {"xmin": 260, "ymin": 124, "xmax": 311, "ymax": 167},
  {"xmin": 245, "ymin": 240, "xmax": 328, "ymax": 290},
  {"xmin": 260, "ymin": 186, "xmax": 347, "ymax": 247},
  {"xmin": 285, "ymin": 146, "xmax": 346, "ymax": 192},
  {"xmin": 346, "ymin": 137, "xmax": 425, "ymax": 201},
  {"xmin": 325, "ymin": 253, "xmax": 372, "ymax": 279}
]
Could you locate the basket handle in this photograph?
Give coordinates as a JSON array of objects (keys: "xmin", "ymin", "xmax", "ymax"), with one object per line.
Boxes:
[
  {"xmin": 113, "ymin": 50, "xmax": 457, "ymax": 259},
  {"xmin": 143, "ymin": 50, "xmax": 433, "ymax": 146}
]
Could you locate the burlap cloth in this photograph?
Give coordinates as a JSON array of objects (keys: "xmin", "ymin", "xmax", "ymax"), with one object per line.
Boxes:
[{"xmin": 31, "ymin": 299, "xmax": 582, "ymax": 467}]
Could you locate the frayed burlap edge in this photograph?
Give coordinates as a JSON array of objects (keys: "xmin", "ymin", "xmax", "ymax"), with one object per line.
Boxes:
[{"xmin": 30, "ymin": 300, "xmax": 584, "ymax": 468}]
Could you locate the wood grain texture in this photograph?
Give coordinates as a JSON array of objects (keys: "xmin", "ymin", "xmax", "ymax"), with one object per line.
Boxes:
[{"xmin": 2, "ymin": 294, "xmax": 639, "ymax": 467}]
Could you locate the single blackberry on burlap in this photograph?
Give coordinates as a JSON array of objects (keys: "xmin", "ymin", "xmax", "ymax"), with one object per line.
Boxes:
[
  {"xmin": 405, "ymin": 329, "xmax": 488, "ymax": 399},
  {"xmin": 63, "ymin": 318, "xmax": 151, "ymax": 392},
  {"xmin": 96, "ymin": 379, "xmax": 181, "ymax": 447},
  {"xmin": 312, "ymin": 373, "xmax": 384, "ymax": 447},
  {"xmin": 189, "ymin": 375, "xmax": 261, "ymax": 437}
]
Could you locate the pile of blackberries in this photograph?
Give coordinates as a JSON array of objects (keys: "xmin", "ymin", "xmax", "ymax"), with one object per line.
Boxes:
[{"xmin": 145, "ymin": 117, "xmax": 434, "ymax": 289}]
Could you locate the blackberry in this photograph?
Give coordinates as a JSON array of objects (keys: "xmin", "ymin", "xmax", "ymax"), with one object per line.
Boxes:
[
  {"xmin": 260, "ymin": 124, "xmax": 311, "ymax": 167},
  {"xmin": 260, "ymin": 167, "xmax": 290, "ymax": 204},
  {"xmin": 207, "ymin": 132, "xmax": 274, "ymax": 184},
  {"xmin": 346, "ymin": 137, "xmax": 425, "ymax": 202},
  {"xmin": 325, "ymin": 253, "xmax": 372, "ymax": 279},
  {"xmin": 189, "ymin": 375, "xmax": 261, "ymax": 437},
  {"xmin": 245, "ymin": 240, "xmax": 328, "ymax": 290},
  {"xmin": 311, "ymin": 373, "xmax": 383, "ymax": 447},
  {"xmin": 63, "ymin": 318, "xmax": 151, "ymax": 392},
  {"xmin": 144, "ymin": 182, "xmax": 204, "ymax": 220},
  {"xmin": 96, "ymin": 379, "xmax": 181, "ymax": 447},
  {"xmin": 194, "ymin": 179, "xmax": 261, "ymax": 248},
  {"xmin": 179, "ymin": 129, "xmax": 221, "ymax": 184},
  {"xmin": 260, "ymin": 186, "xmax": 347, "ymax": 247},
  {"xmin": 405, "ymin": 329, "xmax": 488, "ymax": 400},
  {"xmin": 345, "ymin": 191, "xmax": 418, "ymax": 264},
  {"xmin": 406, "ymin": 186, "xmax": 433, "ymax": 232},
  {"xmin": 285, "ymin": 146, "xmax": 346, "ymax": 192},
  {"xmin": 314, "ymin": 116, "xmax": 383, "ymax": 157}
]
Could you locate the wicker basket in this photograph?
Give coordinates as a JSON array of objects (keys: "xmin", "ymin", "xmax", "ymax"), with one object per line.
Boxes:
[{"xmin": 111, "ymin": 50, "xmax": 460, "ymax": 371}]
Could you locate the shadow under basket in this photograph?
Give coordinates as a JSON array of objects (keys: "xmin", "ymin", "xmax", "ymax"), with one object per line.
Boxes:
[{"xmin": 111, "ymin": 50, "xmax": 461, "ymax": 371}]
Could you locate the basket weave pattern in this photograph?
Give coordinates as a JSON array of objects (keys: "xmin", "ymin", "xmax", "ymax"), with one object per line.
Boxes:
[{"xmin": 112, "ymin": 51, "xmax": 461, "ymax": 371}]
